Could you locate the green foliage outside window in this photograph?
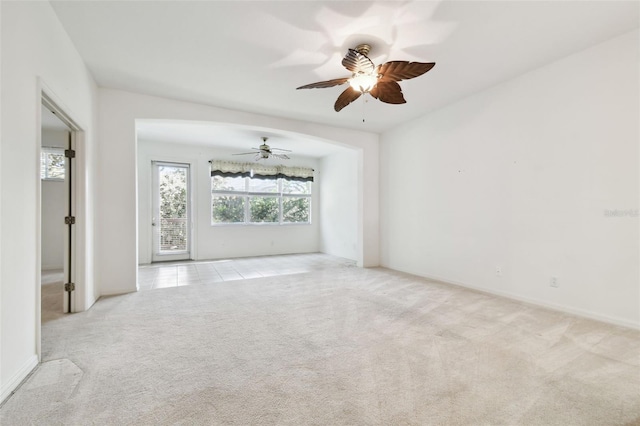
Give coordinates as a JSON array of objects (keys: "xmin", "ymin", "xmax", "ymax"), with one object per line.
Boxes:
[
  {"xmin": 283, "ymin": 197, "xmax": 309, "ymax": 223},
  {"xmin": 159, "ymin": 167, "xmax": 187, "ymax": 219},
  {"xmin": 250, "ymin": 197, "xmax": 279, "ymax": 223},
  {"xmin": 212, "ymin": 176, "xmax": 245, "ymax": 223},
  {"xmin": 212, "ymin": 175, "xmax": 245, "ymax": 191},
  {"xmin": 282, "ymin": 179, "xmax": 310, "ymax": 195},
  {"xmin": 212, "ymin": 196, "xmax": 245, "ymax": 223}
]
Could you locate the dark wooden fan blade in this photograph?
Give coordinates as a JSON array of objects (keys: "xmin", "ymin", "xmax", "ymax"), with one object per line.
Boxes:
[
  {"xmin": 296, "ymin": 77, "xmax": 349, "ymax": 89},
  {"xmin": 233, "ymin": 152, "xmax": 258, "ymax": 155},
  {"xmin": 342, "ymin": 49, "xmax": 375, "ymax": 74},
  {"xmin": 334, "ymin": 87, "xmax": 362, "ymax": 112},
  {"xmin": 271, "ymin": 147, "xmax": 292, "ymax": 152},
  {"xmin": 376, "ymin": 61, "xmax": 435, "ymax": 83},
  {"xmin": 369, "ymin": 81, "xmax": 406, "ymax": 104}
]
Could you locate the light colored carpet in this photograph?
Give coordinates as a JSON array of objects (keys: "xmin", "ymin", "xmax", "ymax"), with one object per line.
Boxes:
[{"xmin": 2, "ymin": 256, "xmax": 639, "ymax": 425}]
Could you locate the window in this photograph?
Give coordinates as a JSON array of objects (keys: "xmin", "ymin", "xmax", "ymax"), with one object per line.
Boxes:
[
  {"xmin": 210, "ymin": 163, "xmax": 313, "ymax": 225},
  {"xmin": 41, "ymin": 147, "xmax": 66, "ymax": 181},
  {"xmin": 282, "ymin": 179, "xmax": 311, "ymax": 223}
]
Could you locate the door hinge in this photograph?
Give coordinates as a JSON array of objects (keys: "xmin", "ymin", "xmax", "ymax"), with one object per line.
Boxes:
[
  {"xmin": 64, "ymin": 282, "xmax": 75, "ymax": 292},
  {"xmin": 64, "ymin": 216, "xmax": 76, "ymax": 225},
  {"xmin": 64, "ymin": 149, "xmax": 76, "ymax": 158}
]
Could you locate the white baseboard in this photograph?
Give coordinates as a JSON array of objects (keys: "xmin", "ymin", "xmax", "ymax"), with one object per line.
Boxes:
[
  {"xmin": 0, "ymin": 355, "xmax": 38, "ymax": 404},
  {"xmin": 387, "ymin": 267, "xmax": 640, "ymax": 331},
  {"xmin": 99, "ymin": 288, "xmax": 136, "ymax": 297},
  {"xmin": 474, "ymin": 283, "xmax": 639, "ymax": 330}
]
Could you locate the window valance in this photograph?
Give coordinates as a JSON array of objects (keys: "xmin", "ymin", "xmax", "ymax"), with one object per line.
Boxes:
[{"xmin": 209, "ymin": 160, "xmax": 314, "ymax": 182}]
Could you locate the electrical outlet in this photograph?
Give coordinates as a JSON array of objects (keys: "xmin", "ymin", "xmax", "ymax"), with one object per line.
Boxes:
[
  {"xmin": 550, "ymin": 276, "xmax": 559, "ymax": 288},
  {"xmin": 495, "ymin": 266, "xmax": 502, "ymax": 277}
]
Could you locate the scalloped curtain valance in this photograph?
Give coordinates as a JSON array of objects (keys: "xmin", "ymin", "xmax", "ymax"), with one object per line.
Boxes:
[{"xmin": 209, "ymin": 160, "xmax": 314, "ymax": 182}]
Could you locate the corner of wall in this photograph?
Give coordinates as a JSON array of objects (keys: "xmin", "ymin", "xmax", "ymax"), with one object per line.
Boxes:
[{"xmin": 0, "ymin": 355, "xmax": 38, "ymax": 404}]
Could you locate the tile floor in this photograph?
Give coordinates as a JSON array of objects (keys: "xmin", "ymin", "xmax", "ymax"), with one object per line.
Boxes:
[{"xmin": 137, "ymin": 253, "xmax": 356, "ymax": 291}]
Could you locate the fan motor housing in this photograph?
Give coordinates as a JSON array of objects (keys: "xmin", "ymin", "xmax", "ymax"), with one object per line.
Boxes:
[{"xmin": 355, "ymin": 43, "xmax": 371, "ymax": 56}]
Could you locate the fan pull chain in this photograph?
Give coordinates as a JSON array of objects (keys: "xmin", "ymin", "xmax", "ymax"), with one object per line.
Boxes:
[{"xmin": 361, "ymin": 95, "xmax": 368, "ymax": 123}]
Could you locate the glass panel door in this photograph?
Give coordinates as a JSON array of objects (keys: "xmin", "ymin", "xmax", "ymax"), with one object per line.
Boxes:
[{"xmin": 152, "ymin": 162, "xmax": 191, "ymax": 262}]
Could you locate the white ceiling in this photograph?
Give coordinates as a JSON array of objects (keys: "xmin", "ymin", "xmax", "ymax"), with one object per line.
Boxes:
[
  {"xmin": 136, "ymin": 120, "xmax": 350, "ymax": 158},
  {"xmin": 50, "ymin": 0, "xmax": 639, "ymax": 153}
]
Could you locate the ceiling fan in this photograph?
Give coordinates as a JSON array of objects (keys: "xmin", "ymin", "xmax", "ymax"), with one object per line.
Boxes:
[
  {"xmin": 233, "ymin": 137, "xmax": 291, "ymax": 161},
  {"xmin": 296, "ymin": 44, "xmax": 435, "ymax": 112}
]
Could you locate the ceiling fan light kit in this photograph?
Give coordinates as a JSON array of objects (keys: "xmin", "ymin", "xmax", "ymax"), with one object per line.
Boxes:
[
  {"xmin": 233, "ymin": 137, "xmax": 291, "ymax": 161},
  {"xmin": 349, "ymin": 73, "xmax": 378, "ymax": 93},
  {"xmin": 296, "ymin": 43, "xmax": 436, "ymax": 112}
]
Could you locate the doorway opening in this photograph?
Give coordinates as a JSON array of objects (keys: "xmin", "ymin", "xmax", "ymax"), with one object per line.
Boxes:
[
  {"xmin": 40, "ymin": 103, "xmax": 74, "ymax": 320},
  {"xmin": 38, "ymin": 89, "xmax": 85, "ymax": 362}
]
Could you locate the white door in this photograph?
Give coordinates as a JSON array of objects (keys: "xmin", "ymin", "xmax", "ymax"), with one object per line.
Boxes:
[
  {"xmin": 41, "ymin": 101, "xmax": 76, "ymax": 315},
  {"xmin": 152, "ymin": 162, "xmax": 191, "ymax": 262}
]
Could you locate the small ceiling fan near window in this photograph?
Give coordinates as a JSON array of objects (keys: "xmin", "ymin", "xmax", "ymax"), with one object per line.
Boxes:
[
  {"xmin": 233, "ymin": 137, "xmax": 291, "ymax": 161},
  {"xmin": 296, "ymin": 44, "xmax": 435, "ymax": 112}
]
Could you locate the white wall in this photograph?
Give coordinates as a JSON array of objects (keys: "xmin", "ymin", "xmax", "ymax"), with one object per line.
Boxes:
[
  {"xmin": 97, "ymin": 89, "xmax": 379, "ymax": 296},
  {"xmin": 137, "ymin": 140, "xmax": 320, "ymax": 264},
  {"xmin": 319, "ymin": 150, "xmax": 359, "ymax": 260},
  {"xmin": 0, "ymin": 0, "xmax": 4, "ymax": 405},
  {"xmin": 380, "ymin": 30, "xmax": 640, "ymax": 328},
  {"xmin": 0, "ymin": 2, "xmax": 98, "ymax": 402},
  {"xmin": 41, "ymin": 129, "xmax": 68, "ymax": 271}
]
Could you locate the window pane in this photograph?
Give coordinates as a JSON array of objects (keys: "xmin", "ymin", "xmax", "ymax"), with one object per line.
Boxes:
[
  {"xmin": 160, "ymin": 218, "xmax": 187, "ymax": 251},
  {"xmin": 212, "ymin": 175, "xmax": 245, "ymax": 191},
  {"xmin": 249, "ymin": 177, "xmax": 278, "ymax": 193},
  {"xmin": 250, "ymin": 197, "xmax": 279, "ymax": 223},
  {"xmin": 41, "ymin": 149, "xmax": 65, "ymax": 180},
  {"xmin": 212, "ymin": 195, "xmax": 245, "ymax": 223},
  {"xmin": 283, "ymin": 197, "xmax": 310, "ymax": 223},
  {"xmin": 282, "ymin": 179, "xmax": 311, "ymax": 195},
  {"xmin": 159, "ymin": 166, "xmax": 187, "ymax": 219},
  {"xmin": 41, "ymin": 153, "xmax": 48, "ymax": 179},
  {"xmin": 48, "ymin": 153, "xmax": 66, "ymax": 179}
]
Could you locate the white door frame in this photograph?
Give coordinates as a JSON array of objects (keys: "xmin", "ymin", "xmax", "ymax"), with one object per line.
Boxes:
[
  {"xmin": 151, "ymin": 161, "xmax": 192, "ymax": 262},
  {"xmin": 37, "ymin": 84, "xmax": 85, "ymax": 361}
]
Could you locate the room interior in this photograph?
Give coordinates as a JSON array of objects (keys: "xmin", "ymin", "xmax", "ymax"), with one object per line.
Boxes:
[{"xmin": 0, "ymin": 0, "xmax": 638, "ymax": 423}]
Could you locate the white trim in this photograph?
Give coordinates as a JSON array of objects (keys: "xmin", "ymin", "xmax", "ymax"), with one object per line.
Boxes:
[
  {"xmin": 134, "ymin": 141, "xmax": 201, "ymax": 265},
  {"xmin": 151, "ymin": 161, "xmax": 193, "ymax": 263},
  {"xmin": 391, "ymin": 268, "xmax": 640, "ymax": 331},
  {"xmin": 0, "ymin": 355, "xmax": 38, "ymax": 404}
]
